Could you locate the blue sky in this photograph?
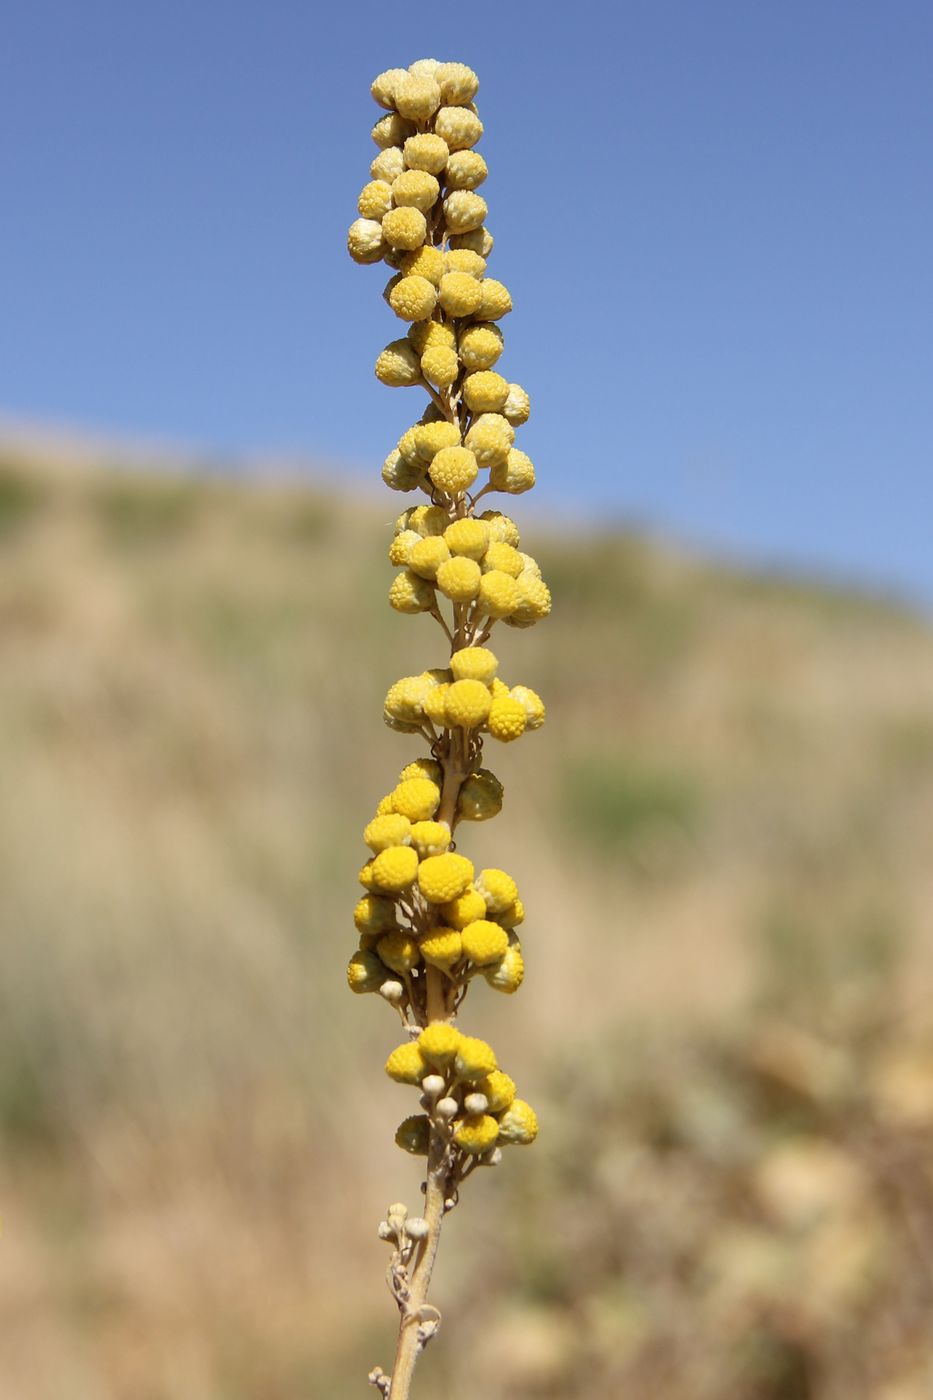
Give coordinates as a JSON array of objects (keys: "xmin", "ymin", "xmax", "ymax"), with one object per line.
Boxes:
[{"xmin": 3, "ymin": 1, "xmax": 932, "ymax": 601}]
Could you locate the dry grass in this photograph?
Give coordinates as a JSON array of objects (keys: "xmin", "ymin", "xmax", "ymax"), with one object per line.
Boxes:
[{"xmin": 1, "ymin": 446, "xmax": 932, "ymax": 1397}]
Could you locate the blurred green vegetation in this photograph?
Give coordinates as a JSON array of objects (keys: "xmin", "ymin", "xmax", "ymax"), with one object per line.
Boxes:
[{"xmin": 1, "ymin": 446, "xmax": 932, "ymax": 1399}]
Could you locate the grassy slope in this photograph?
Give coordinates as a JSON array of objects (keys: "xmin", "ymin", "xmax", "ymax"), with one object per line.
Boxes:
[{"xmin": 1, "ymin": 450, "xmax": 932, "ymax": 1398}]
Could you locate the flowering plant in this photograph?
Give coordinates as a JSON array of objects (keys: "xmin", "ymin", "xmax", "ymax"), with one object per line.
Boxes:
[{"xmin": 346, "ymin": 58, "xmax": 550, "ymax": 1399}]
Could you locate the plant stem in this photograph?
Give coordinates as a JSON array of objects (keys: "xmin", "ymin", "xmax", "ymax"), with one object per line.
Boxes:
[{"xmin": 386, "ymin": 1130, "xmax": 448, "ymax": 1400}]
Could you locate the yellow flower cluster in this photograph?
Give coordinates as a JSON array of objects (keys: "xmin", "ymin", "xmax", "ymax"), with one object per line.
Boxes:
[
  {"xmin": 345, "ymin": 56, "xmax": 546, "ymax": 1227},
  {"xmin": 386, "ymin": 1026, "xmax": 538, "ymax": 1156}
]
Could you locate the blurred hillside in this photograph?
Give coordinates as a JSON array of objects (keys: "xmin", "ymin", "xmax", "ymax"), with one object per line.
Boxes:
[{"xmin": 1, "ymin": 445, "xmax": 932, "ymax": 1399}]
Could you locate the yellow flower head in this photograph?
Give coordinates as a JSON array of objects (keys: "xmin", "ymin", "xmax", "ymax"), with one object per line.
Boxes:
[
  {"xmin": 363, "ymin": 812, "xmax": 413, "ymax": 853},
  {"xmin": 462, "ymin": 371, "xmax": 509, "ymax": 414},
  {"xmin": 392, "ymin": 169, "xmax": 440, "ymax": 213},
  {"xmin": 483, "ymin": 541, "xmax": 524, "ymax": 577},
  {"xmin": 371, "ymin": 147, "xmax": 405, "ymax": 183},
  {"xmin": 391, "ymin": 777, "xmax": 441, "ymax": 821},
  {"xmin": 347, "ymin": 948, "xmax": 388, "ymax": 994},
  {"xmin": 444, "ymin": 190, "xmax": 488, "ymax": 234},
  {"xmin": 490, "ymin": 447, "xmax": 536, "ymax": 495},
  {"xmin": 388, "ymin": 274, "xmax": 437, "ymax": 322},
  {"xmin": 445, "ymin": 150, "xmax": 488, "ymax": 190},
  {"xmin": 454, "ymin": 1036, "xmax": 498, "ymax": 1081},
  {"xmin": 444, "ymin": 678, "xmax": 493, "ymax": 729},
  {"xmin": 479, "ymin": 510, "xmax": 521, "ymax": 547},
  {"xmin": 496, "ymin": 1098, "xmax": 539, "ymax": 1145},
  {"xmin": 419, "ymin": 926, "xmax": 462, "ymax": 969},
  {"xmin": 510, "ymin": 685, "xmax": 546, "ymax": 729},
  {"xmin": 371, "ymin": 845, "xmax": 420, "ymax": 894},
  {"xmin": 456, "ymin": 768, "xmax": 504, "ymax": 822},
  {"xmin": 422, "ymin": 683, "xmax": 450, "ymax": 727},
  {"xmin": 435, "ymin": 105, "xmax": 483, "ymax": 151},
  {"xmin": 444, "ymin": 517, "xmax": 490, "ymax": 560},
  {"xmin": 503, "ymin": 383, "xmax": 531, "ymax": 425},
  {"xmin": 407, "ymin": 535, "xmax": 451, "ymax": 580},
  {"xmin": 401, "ymin": 243, "xmax": 445, "ymax": 285},
  {"xmin": 399, "ymin": 756, "xmax": 443, "ymax": 785},
  {"xmin": 388, "ymin": 569, "xmax": 435, "ymax": 613},
  {"xmin": 371, "ymin": 67, "xmax": 408, "ymax": 110},
  {"xmin": 417, "ymin": 851, "xmax": 474, "ymax": 904},
  {"xmin": 358, "ymin": 179, "xmax": 393, "ymax": 221},
  {"xmin": 376, "ymin": 339, "xmax": 422, "ymax": 387},
  {"xmin": 477, "ymin": 569, "xmax": 519, "ymax": 619},
  {"xmin": 409, "ymin": 820, "xmax": 451, "ymax": 858},
  {"xmin": 449, "ymin": 225, "xmax": 494, "ymax": 257},
  {"xmin": 450, "ymin": 645, "xmax": 498, "ymax": 684},
  {"xmin": 461, "ymin": 918, "xmax": 509, "ymax": 966},
  {"xmin": 382, "ymin": 452, "xmax": 424, "ymax": 492},
  {"xmin": 508, "ymin": 574, "xmax": 552, "ymax": 625},
  {"xmin": 383, "ymin": 674, "xmax": 437, "ymax": 726},
  {"xmin": 437, "ymin": 270, "xmax": 483, "ymax": 317},
  {"xmin": 418, "ymin": 1022, "xmax": 463, "ymax": 1067},
  {"xmin": 485, "ymin": 944, "xmax": 525, "ymax": 994},
  {"xmin": 453, "ymin": 1113, "xmax": 500, "ymax": 1154},
  {"xmin": 354, "ymin": 894, "xmax": 398, "ymax": 936},
  {"xmin": 465, "ymin": 413, "xmax": 513, "ymax": 468},
  {"xmin": 377, "ymin": 930, "xmax": 421, "ymax": 973},
  {"xmin": 381, "ymin": 206, "xmax": 428, "ymax": 252},
  {"xmin": 497, "ymin": 898, "xmax": 525, "ymax": 928},
  {"xmin": 393, "ymin": 73, "xmax": 441, "ymax": 123},
  {"xmin": 372, "ymin": 112, "xmax": 414, "ymax": 150},
  {"xmin": 439, "ymin": 885, "xmax": 488, "ymax": 929},
  {"xmin": 408, "ymin": 503, "xmax": 450, "ymax": 536},
  {"xmin": 435, "ymin": 555, "xmax": 482, "ymax": 602},
  {"xmin": 435, "ymin": 62, "xmax": 480, "ymax": 106},
  {"xmin": 475, "ymin": 868, "xmax": 518, "ymax": 913},
  {"xmin": 444, "ymin": 248, "xmax": 486, "ymax": 279},
  {"xmin": 347, "ymin": 217, "xmax": 386, "ymax": 265},
  {"xmin": 385, "ymin": 1042, "xmax": 429, "ymax": 1085},
  {"xmin": 408, "ymin": 319, "xmax": 456, "ymax": 354},
  {"xmin": 487, "ymin": 694, "xmax": 528, "ymax": 742},
  {"xmin": 479, "ymin": 1071, "xmax": 516, "ymax": 1113},
  {"xmin": 429, "ymin": 446, "xmax": 478, "ymax": 495},
  {"xmin": 403, "ymin": 132, "xmax": 450, "ymax": 174},
  {"xmin": 477, "ymin": 278, "xmax": 512, "ymax": 319},
  {"xmin": 458, "ymin": 322, "xmax": 504, "ymax": 371}
]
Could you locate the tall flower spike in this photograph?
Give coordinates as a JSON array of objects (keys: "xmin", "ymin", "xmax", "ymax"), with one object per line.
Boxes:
[{"xmin": 347, "ymin": 59, "xmax": 547, "ymax": 1400}]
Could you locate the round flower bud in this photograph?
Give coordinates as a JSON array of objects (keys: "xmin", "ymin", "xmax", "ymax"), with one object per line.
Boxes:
[
  {"xmin": 450, "ymin": 646, "xmax": 498, "ymax": 684},
  {"xmin": 376, "ymin": 339, "xmax": 422, "ymax": 387},
  {"xmin": 435, "ymin": 62, "xmax": 480, "ymax": 106},
  {"xmin": 456, "ymin": 768, "xmax": 504, "ymax": 822},
  {"xmin": 438, "ymin": 271, "xmax": 483, "ymax": 317},
  {"xmin": 403, "ymin": 132, "xmax": 450, "ymax": 174},
  {"xmin": 395, "ymin": 1115, "xmax": 431, "ymax": 1155},
  {"xmin": 496, "ymin": 1099, "xmax": 539, "ymax": 1146},
  {"xmin": 497, "ymin": 898, "xmax": 525, "ymax": 928},
  {"xmin": 454, "ymin": 1037, "xmax": 498, "ymax": 1081},
  {"xmin": 388, "ymin": 569, "xmax": 435, "ymax": 614},
  {"xmin": 393, "ymin": 74, "xmax": 441, "ymax": 123},
  {"xmin": 477, "ymin": 278, "xmax": 512, "ymax": 319},
  {"xmin": 372, "ymin": 112, "xmax": 414, "ymax": 150},
  {"xmin": 419, "ymin": 926, "xmax": 462, "ymax": 970},
  {"xmin": 444, "ymin": 190, "xmax": 488, "ymax": 235},
  {"xmin": 510, "ymin": 685, "xmax": 545, "ymax": 729},
  {"xmin": 371, "ymin": 845, "xmax": 419, "ymax": 895},
  {"xmin": 516, "ymin": 552, "xmax": 542, "ymax": 578},
  {"xmin": 476, "ymin": 868, "xmax": 519, "ymax": 913},
  {"xmin": 382, "ymin": 451, "xmax": 425, "ymax": 492},
  {"xmin": 503, "ymin": 383, "xmax": 531, "ymax": 426},
  {"xmin": 444, "ymin": 517, "xmax": 489, "ymax": 560},
  {"xmin": 434, "ymin": 1096, "xmax": 459, "ymax": 1120},
  {"xmin": 509, "ymin": 574, "xmax": 552, "ymax": 625},
  {"xmin": 409, "ymin": 504, "xmax": 450, "ymax": 536},
  {"xmin": 396, "ymin": 425, "xmax": 423, "ymax": 466},
  {"xmin": 413, "ymin": 420, "xmax": 461, "ymax": 462},
  {"xmin": 347, "ymin": 948, "xmax": 388, "ymax": 994},
  {"xmin": 445, "ymin": 678, "xmax": 492, "ymax": 729},
  {"xmin": 462, "ymin": 371, "xmax": 509, "ymax": 414},
  {"xmin": 392, "ymin": 169, "xmax": 440, "ymax": 214},
  {"xmin": 479, "ymin": 1070, "xmax": 516, "ymax": 1114},
  {"xmin": 401, "ymin": 244, "xmax": 445, "ymax": 286},
  {"xmin": 408, "ymin": 57, "xmax": 443, "ymax": 79},
  {"xmin": 420, "ymin": 1074, "xmax": 446, "ymax": 1101},
  {"xmin": 429, "ymin": 446, "xmax": 478, "ymax": 494},
  {"xmin": 388, "ymin": 274, "xmax": 437, "ymax": 322},
  {"xmin": 347, "ymin": 217, "xmax": 386, "ymax": 265},
  {"xmin": 479, "ymin": 510, "xmax": 521, "ymax": 547},
  {"xmin": 490, "ymin": 447, "xmax": 536, "ymax": 495},
  {"xmin": 379, "ymin": 979, "xmax": 406, "ymax": 1005},
  {"xmin": 465, "ymin": 413, "xmax": 513, "ymax": 468},
  {"xmin": 378, "ymin": 930, "xmax": 421, "ymax": 974},
  {"xmin": 436, "ymin": 556, "xmax": 482, "ymax": 602},
  {"xmin": 439, "ymin": 886, "xmax": 488, "ymax": 929},
  {"xmin": 391, "ymin": 777, "xmax": 441, "ymax": 822},
  {"xmin": 389, "ymin": 528, "xmax": 421, "ymax": 566},
  {"xmin": 421, "ymin": 345, "xmax": 459, "ymax": 386},
  {"xmin": 385, "ymin": 1042, "xmax": 429, "ymax": 1085},
  {"xmin": 382, "ymin": 206, "xmax": 428, "ymax": 252},
  {"xmin": 384, "ymin": 674, "xmax": 437, "ymax": 727},
  {"xmin": 454, "ymin": 1114, "xmax": 500, "ymax": 1154},
  {"xmin": 490, "ymin": 677, "xmax": 510, "ymax": 700},
  {"xmin": 375, "ymin": 794, "xmax": 396, "ymax": 816},
  {"xmin": 483, "ymin": 541, "xmax": 523, "ymax": 577},
  {"xmin": 407, "ymin": 535, "xmax": 450, "ymax": 580},
  {"xmin": 418, "ymin": 1022, "xmax": 463, "ymax": 1068},
  {"xmin": 358, "ymin": 180, "xmax": 393, "ymax": 221},
  {"xmin": 458, "ymin": 322, "xmax": 504, "ymax": 371},
  {"xmin": 371, "ymin": 147, "xmax": 405, "ymax": 183},
  {"xmin": 435, "ymin": 105, "xmax": 483, "ymax": 151},
  {"xmin": 418, "ymin": 851, "xmax": 474, "ymax": 904},
  {"xmin": 422, "ymin": 683, "xmax": 450, "ymax": 727},
  {"xmin": 408, "ymin": 319, "xmax": 456, "ymax": 354},
  {"xmin": 399, "ymin": 757, "xmax": 443, "ymax": 785},
  {"xmin": 478, "ymin": 569, "xmax": 519, "ymax": 619},
  {"xmin": 444, "ymin": 249, "xmax": 486, "ymax": 279},
  {"xmin": 409, "ymin": 821, "xmax": 451, "ymax": 858},
  {"xmin": 445, "ymin": 150, "xmax": 488, "ymax": 190},
  {"xmin": 464, "ymin": 1092, "xmax": 489, "ymax": 1116},
  {"xmin": 485, "ymin": 944, "xmax": 525, "ymax": 994},
  {"xmin": 358, "ymin": 860, "xmax": 378, "ymax": 891},
  {"xmin": 354, "ymin": 894, "xmax": 398, "ymax": 936},
  {"xmin": 371, "ymin": 68, "xmax": 408, "ymax": 109},
  {"xmin": 488, "ymin": 695, "xmax": 527, "ymax": 741},
  {"xmin": 364, "ymin": 812, "xmax": 412, "ymax": 853},
  {"xmin": 461, "ymin": 919, "xmax": 509, "ymax": 966},
  {"xmin": 404, "ymin": 1215, "xmax": 430, "ymax": 1239},
  {"xmin": 448, "ymin": 229, "xmax": 493, "ymax": 260}
]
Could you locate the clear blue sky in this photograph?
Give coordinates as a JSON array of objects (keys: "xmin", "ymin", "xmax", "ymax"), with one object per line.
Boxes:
[{"xmin": 3, "ymin": 1, "xmax": 932, "ymax": 601}]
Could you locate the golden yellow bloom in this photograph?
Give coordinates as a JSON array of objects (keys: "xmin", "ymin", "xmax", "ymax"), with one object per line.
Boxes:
[
  {"xmin": 358, "ymin": 179, "xmax": 393, "ymax": 221},
  {"xmin": 477, "ymin": 278, "xmax": 512, "ymax": 319},
  {"xmin": 388, "ymin": 274, "xmax": 437, "ymax": 322},
  {"xmin": 347, "ymin": 948, "xmax": 388, "ymax": 993},
  {"xmin": 435, "ymin": 62, "xmax": 480, "ymax": 106},
  {"xmin": 429, "ymin": 445, "xmax": 478, "ymax": 494},
  {"xmin": 449, "ymin": 225, "xmax": 494, "ymax": 256},
  {"xmin": 347, "ymin": 217, "xmax": 386, "ymax": 265},
  {"xmin": 445, "ymin": 150, "xmax": 487, "ymax": 190},
  {"xmin": 419, "ymin": 926, "xmax": 462, "ymax": 969},
  {"xmin": 388, "ymin": 528, "xmax": 421, "ymax": 566},
  {"xmin": 409, "ymin": 820, "xmax": 451, "ymax": 858},
  {"xmin": 354, "ymin": 894, "xmax": 398, "ymax": 936},
  {"xmin": 364, "ymin": 812, "xmax": 413, "ymax": 853},
  {"xmin": 382, "ymin": 451, "xmax": 424, "ymax": 492},
  {"xmin": 444, "ymin": 190, "xmax": 488, "ymax": 234},
  {"xmin": 437, "ymin": 270, "xmax": 483, "ymax": 317},
  {"xmin": 381, "ymin": 206, "xmax": 428, "ymax": 251},
  {"xmin": 456, "ymin": 768, "xmax": 504, "ymax": 821},
  {"xmin": 403, "ymin": 132, "xmax": 449, "ymax": 174},
  {"xmin": 497, "ymin": 897, "xmax": 525, "ymax": 928},
  {"xmin": 372, "ymin": 112, "xmax": 414, "ymax": 150},
  {"xmin": 461, "ymin": 918, "xmax": 509, "ymax": 966},
  {"xmin": 422, "ymin": 683, "xmax": 450, "ymax": 726},
  {"xmin": 388, "ymin": 569, "xmax": 435, "ymax": 613},
  {"xmin": 399, "ymin": 756, "xmax": 443, "ymax": 785},
  {"xmin": 370, "ymin": 147, "xmax": 405, "ymax": 183},
  {"xmin": 475, "ymin": 868, "xmax": 518, "ymax": 913},
  {"xmin": 483, "ymin": 541, "xmax": 523, "ymax": 577},
  {"xmin": 407, "ymin": 535, "xmax": 451, "ymax": 580},
  {"xmin": 439, "ymin": 886, "xmax": 488, "ymax": 929},
  {"xmin": 496, "ymin": 1098, "xmax": 539, "ymax": 1145},
  {"xmin": 393, "ymin": 73, "xmax": 441, "ymax": 123},
  {"xmin": 385, "ymin": 1042, "xmax": 430, "ymax": 1085},
  {"xmin": 509, "ymin": 573, "xmax": 552, "ymax": 624},
  {"xmin": 417, "ymin": 851, "xmax": 474, "ymax": 903},
  {"xmin": 450, "ymin": 645, "xmax": 498, "ymax": 684},
  {"xmin": 457, "ymin": 323, "xmax": 503, "ymax": 372},
  {"xmin": 391, "ymin": 776, "xmax": 442, "ymax": 821},
  {"xmin": 375, "ymin": 339, "xmax": 422, "ymax": 387},
  {"xmin": 479, "ymin": 510, "xmax": 521, "ymax": 547},
  {"xmin": 418, "ymin": 1022, "xmax": 463, "ymax": 1067},
  {"xmin": 480, "ymin": 1071, "xmax": 516, "ymax": 1113},
  {"xmin": 435, "ymin": 105, "xmax": 483, "ymax": 151},
  {"xmin": 454, "ymin": 1113, "xmax": 500, "ymax": 1153},
  {"xmin": 444, "ymin": 517, "xmax": 490, "ymax": 559},
  {"xmin": 378, "ymin": 930, "xmax": 421, "ymax": 973},
  {"xmin": 464, "ymin": 413, "xmax": 512, "ymax": 468},
  {"xmin": 408, "ymin": 503, "xmax": 450, "ymax": 535},
  {"xmin": 371, "ymin": 67, "xmax": 408, "ymax": 110},
  {"xmin": 401, "ymin": 243, "xmax": 445, "ymax": 285},
  {"xmin": 487, "ymin": 694, "xmax": 528, "ymax": 741},
  {"xmin": 490, "ymin": 447, "xmax": 536, "ymax": 494},
  {"xmin": 477, "ymin": 569, "xmax": 519, "ymax": 619},
  {"xmin": 435, "ymin": 555, "xmax": 482, "ymax": 602},
  {"xmin": 503, "ymin": 383, "xmax": 531, "ymax": 425},
  {"xmin": 391, "ymin": 169, "xmax": 440, "ymax": 213},
  {"xmin": 395, "ymin": 1114, "xmax": 431, "ymax": 1154},
  {"xmin": 454, "ymin": 1036, "xmax": 498, "ymax": 1081},
  {"xmin": 445, "ymin": 678, "xmax": 493, "ymax": 729},
  {"xmin": 408, "ymin": 319, "xmax": 456, "ymax": 354},
  {"xmin": 422, "ymin": 344, "xmax": 459, "ymax": 385},
  {"xmin": 462, "ymin": 370, "xmax": 509, "ymax": 414},
  {"xmin": 371, "ymin": 845, "xmax": 419, "ymax": 894},
  {"xmin": 444, "ymin": 248, "xmax": 486, "ymax": 278},
  {"xmin": 411, "ymin": 419, "xmax": 460, "ymax": 461}
]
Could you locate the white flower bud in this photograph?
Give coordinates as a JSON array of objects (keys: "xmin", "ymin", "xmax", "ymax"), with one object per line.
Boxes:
[
  {"xmin": 405, "ymin": 1216, "xmax": 430, "ymax": 1240},
  {"xmin": 464, "ymin": 1092, "xmax": 489, "ymax": 1115},
  {"xmin": 377, "ymin": 1220, "xmax": 394, "ymax": 1240},
  {"xmin": 421, "ymin": 1073, "xmax": 446, "ymax": 1099},
  {"xmin": 434, "ymin": 1096, "xmax": 459, "ymax": 1120}
]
